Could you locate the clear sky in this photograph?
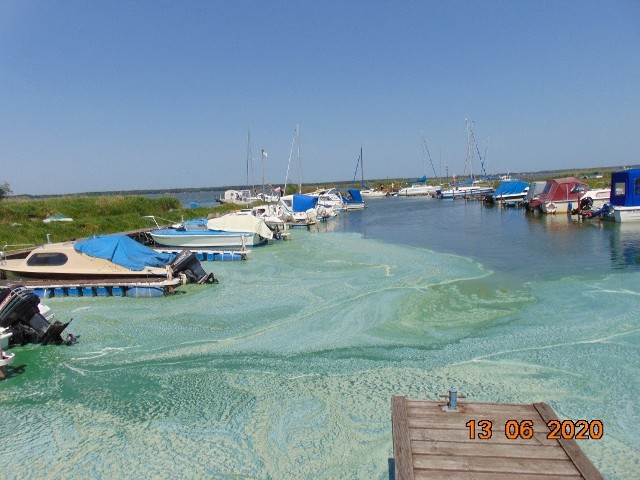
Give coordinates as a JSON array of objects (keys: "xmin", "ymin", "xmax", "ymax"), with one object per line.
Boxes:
[{"xmin": 1, "ymin": 1, "xmax": 639, "ymax": 195}]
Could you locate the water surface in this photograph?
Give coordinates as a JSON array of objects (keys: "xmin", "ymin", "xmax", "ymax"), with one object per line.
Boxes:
[{"xmin": 2, "ymin": 197, "xmax": 638, "ymax": 479}]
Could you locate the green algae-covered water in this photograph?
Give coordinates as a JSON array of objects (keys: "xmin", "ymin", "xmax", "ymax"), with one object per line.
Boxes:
[{"xmin": 2, "ymin": 198, "xmax": 639, "ymax": 479}]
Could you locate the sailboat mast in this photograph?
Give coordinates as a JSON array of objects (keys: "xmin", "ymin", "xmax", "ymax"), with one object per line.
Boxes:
[
  {"xmin": 284, "ymin": 128, "xmax": 296, "ymax": 194},
  {"xmin": 465, "ymin": 119, "xmax": 474, "ymax": 180},
  {"xmin": 361, "ymin": 146, "xmax": 364, "ymax": 188},
  {"xmin": 246, "ymin": 128, "xmax": 251, "ymax": 187},
  {"xmin": 296, "ymin": 122, "xmax": 302, "ymax": 194}
]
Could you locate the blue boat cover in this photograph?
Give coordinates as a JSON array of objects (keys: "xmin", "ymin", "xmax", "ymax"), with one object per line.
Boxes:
[
  {"xmin": 493, "ymin": 180, "xmax": 529, "ymax": 196},
  {"xmin": 292, "ymin": 194, "xmax": 318, "ymax": 212},
  {"xmin": 610, "ymin": 169, "xmax": 640, "ymax": 207},
  {"xmin": 413, "ymin": 175, "xmax": 427, "ymax": 183},
  {"xmin": 347, "ymin": 188, "xmax": 363, "ymax": 202},
  {"xmin": 74, "ymin": 235, "xmax": 176, "ymax": 271},
  {"xmin": 337, "ymin": 188, "xmax": 364, "ymax": 203}
]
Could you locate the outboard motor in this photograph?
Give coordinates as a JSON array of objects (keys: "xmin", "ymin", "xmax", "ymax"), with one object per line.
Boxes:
[
  {"xmin": 580, "ymin": 196, "xmax": 593, "ymax": 211},
  {"xmin": 0, "ymin": 287, "xmax": 71, "ymax": 346},
  {"xmin": 169, "ymin": 250, "xmax": 217, "ymax": 284}
]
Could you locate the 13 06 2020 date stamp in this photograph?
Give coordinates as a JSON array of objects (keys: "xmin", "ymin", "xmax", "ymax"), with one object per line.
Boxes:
[{"xmin": 466, "ymin": 419, "xmax": 604, "ymax": 440}]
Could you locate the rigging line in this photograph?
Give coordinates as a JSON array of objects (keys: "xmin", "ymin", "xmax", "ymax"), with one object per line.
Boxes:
[
  {"xmin": 469, "ymin": 123, "xmax": 487, "ymax": 177},
  {"xmin": 284, "ymin": 127, "xmax": 296, "ymax": 193},
  {"xmin": 352, "ymin": 151, "xmax": 361, "ymax": 182},
  {"xmin": 421, "ymin": 130, "xmax": 439, "ymax": 180}
]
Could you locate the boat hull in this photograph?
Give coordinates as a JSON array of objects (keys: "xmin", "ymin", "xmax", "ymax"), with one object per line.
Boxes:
[
  {"xmin": 541, "ymin": 200, "xmax": 574, "ymax": 214},
  {"xmin": 614, "ymin": 206, "xmax": 640, "ymax": 222},
  {"xmin": 150, "ymin": 230, "xmax": 265, "ymax": 248},
  {"xmin": 360, "ymin": 190, "xmax": 388, "ymax": 198},
  {"xmin": 397, "ymin": 185, "xmax": 439, "ymax": 196},
  {"xmin": 1, "ymin": 269, "xmax": 169, "ymax": 281}
]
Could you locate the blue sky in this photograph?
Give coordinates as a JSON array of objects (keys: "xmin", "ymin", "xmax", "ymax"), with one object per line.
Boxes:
[{"xmin": 1, "ymin": 1, "xmax": 639, "ymax": 195}]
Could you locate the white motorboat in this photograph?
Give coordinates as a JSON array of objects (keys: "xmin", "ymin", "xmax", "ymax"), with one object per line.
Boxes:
[
  {"xmin": 360, "ymin": 188, "xmax": 388, "ymax": 198},
  {"xmin": 149, "ymin": 215, "xmax": 273, "ymax": 248},
  {"xmin": 278, "ymin": 194, "xmax": 319, "ymax": 225},
  {"xmin": 397, "ymin": 184, "xmax": 440, "ymax": 196},
  {"xmin": 217, "ymin": 189, "xmax": 258, "ymax": 206}
]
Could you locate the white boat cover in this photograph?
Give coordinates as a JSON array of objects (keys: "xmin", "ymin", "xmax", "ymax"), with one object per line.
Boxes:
[{"xmin": 206, "ymin": 214, "xmax": 273, "ymax": 240}]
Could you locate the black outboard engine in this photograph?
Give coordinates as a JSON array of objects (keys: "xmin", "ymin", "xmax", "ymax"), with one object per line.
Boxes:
[
  {"xmin": 0, "ymin": 286, "xmax": 71, "ymax": 346},
  {"xmin": 579, "ymin": 196, "xmax": 593, "ymax": 211},
  {"xmin": 169, "ymin": 250, "xmax": 217, "ymax": 284}
]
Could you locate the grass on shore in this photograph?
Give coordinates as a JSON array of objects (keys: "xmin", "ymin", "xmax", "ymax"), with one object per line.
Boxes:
[{"xmin": 0, "ymin": 195, "xmax": 240, "ymax": 248}]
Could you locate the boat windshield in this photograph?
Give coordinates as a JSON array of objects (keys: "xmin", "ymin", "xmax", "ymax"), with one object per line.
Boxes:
[{"xmin": 26, "ymin": 252, "xmax": 68, "ymax": 267}]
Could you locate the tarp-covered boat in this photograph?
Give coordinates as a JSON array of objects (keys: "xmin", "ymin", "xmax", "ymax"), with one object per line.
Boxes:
[
  {"xmin": 0, "ymin": 235, "xmax": 214, "ymax": 284},
  {"xmin": 487, "ymin": 179, "xmax": 529, "ymax": 206}
]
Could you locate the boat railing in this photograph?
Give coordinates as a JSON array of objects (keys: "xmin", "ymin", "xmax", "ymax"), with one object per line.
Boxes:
[
  {"xmin": 142, "ymin": 215, "xmax": 181, "ymax": 229},
  {"xmin": 0, "ymin": 244, "xmax": 36, "ymax": 264}
]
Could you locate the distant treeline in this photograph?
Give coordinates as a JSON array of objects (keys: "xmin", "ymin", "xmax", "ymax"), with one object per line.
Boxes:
[{"xmin": 9, "ymin": 164, "xmax": 639, "ymax": 200}]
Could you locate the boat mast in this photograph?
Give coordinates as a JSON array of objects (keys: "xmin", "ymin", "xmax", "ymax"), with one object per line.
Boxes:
[
  {"xmin": 284, "ymin": 126, "xmax": 296, "ymax": 194},
  {"xmin": 361, "ymin": 146, "xmax": 364, "ymax": 188},
  {"xmin": 296, "ymin": 121, "xmax": 302, "ymax": 194},
  {"xmin": 465, "ymin": 119, "xmax": 474, "ymax": 181},
  {"xmin": 246, "ymin": 128, "xmax": 251, "ymax": 187}
]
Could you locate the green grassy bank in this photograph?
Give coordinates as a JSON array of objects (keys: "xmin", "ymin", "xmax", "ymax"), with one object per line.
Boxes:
[{"xmin": 0, "ymin": 195, "xmax": 239, "ymax": 248}]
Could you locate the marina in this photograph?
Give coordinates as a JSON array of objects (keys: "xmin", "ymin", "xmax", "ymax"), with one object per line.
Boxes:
[{"xmin": 1, "ymin": 197, "xmax": 638, "ymax": 478}]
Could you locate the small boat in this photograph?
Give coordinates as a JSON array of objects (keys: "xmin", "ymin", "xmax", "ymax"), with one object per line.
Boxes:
[
  {"xmin": 437, "ymin": 181, "xmax": 494, "ymax": 199},
  {"xmin": 396, "ymin": 183, "xmax": 440, "ymax": 197},
  {"xmin": 486, "ymin": 179, "xmax": 529, "ymax": 206},
  {"xmin": 42, "ymin": 213, "xmax": 73, "ymax": 223},
  {"xmin": 309, "ymin": 188, "xmax": 346, "ymax": 211},
  {"xmin": 353, "ymin": 146, "xmax": 387, "ymax": 199},
  {"xmin": 523, "ymin": 181, "xmax": 548, "ymax": 212},
  {"xmin": 589, "ymin": 168, "xmax": 640, "ymax": 222},
  {"xmin": 0, "ymin": 235, "xmax": 213, "ymax": 284},
  {"xmin": 149, "ymin": 215, "xmax": 273, "ymax": 248},
  {"xmin": 241, "ymin": 205, "xmax": 288, "ymax": 233},
  {"xmin": 360, "ymin": 187, "xmax": 388, "ymax": 198},
  {"xmin": 528, "ymin": 177, "xmax": 588, "ymax": 214},
  {"xmin": 216, "ymin": 189, "xmax": 257, "ymax": 206},
  {"xmin": 278, "ymin": 194, "xmax": 319, "ymax": 225},
  {"xmin": 337, "ymin": 188, "xmax": 366, "ymax": 210}
]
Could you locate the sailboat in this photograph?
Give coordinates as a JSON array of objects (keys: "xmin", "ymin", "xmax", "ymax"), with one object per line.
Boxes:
[
  {"xmin": 437, "ymin": 120, "xmax": 493, "ymax": 199},
  {"xmin": 397, "ymin": 132, "xmax": 441, "ymax": 196},
  {"xmin": 278, "ymin": 122, "xmax": 321, "ymax": 224},
  {"xmin": 356, "ymin": 147, "xmax": 387, "ymax": 198}
]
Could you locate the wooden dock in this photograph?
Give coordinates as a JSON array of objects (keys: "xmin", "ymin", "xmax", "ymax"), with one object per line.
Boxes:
[{"xmin": 391, "ymin": 395, "xmax": 603, "ymax": 480}]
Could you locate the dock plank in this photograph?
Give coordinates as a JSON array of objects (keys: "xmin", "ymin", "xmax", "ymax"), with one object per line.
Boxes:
[
  {"xmin": 392, "ymin": 396, "xmax": 415, "ymax": 480},
  {"xmin": 391, "ymin": 396, "xmax": 603, "ymax": 480},
  {"xmin": 411, "ymin": 440, "xmax": 569, "ymax": 460}
]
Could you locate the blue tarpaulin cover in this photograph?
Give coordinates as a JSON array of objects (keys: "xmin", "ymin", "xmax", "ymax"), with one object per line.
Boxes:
[
  {"xmin": 413, "ymin": 175, "xmax": 427, "ymax": 183},
  {"xmin": 493, "ymin": 180, "xmax": 529, "ymax": 197},
  {"xmin": 292, "ymin": 194, "xmax": 318, "ymax": 212},
  {"xmin": 337, "ymin": 188, "xmax": 364, "ymax": 203},
  {"xmin": 74, "ymin": 235, "xmax": 176, "ymax": 271}
]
